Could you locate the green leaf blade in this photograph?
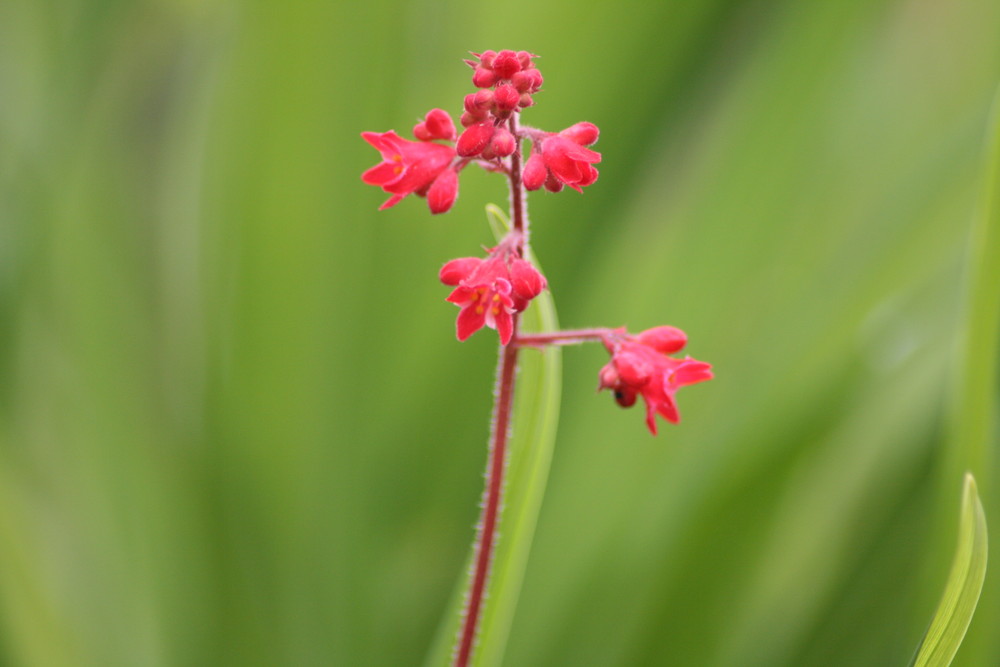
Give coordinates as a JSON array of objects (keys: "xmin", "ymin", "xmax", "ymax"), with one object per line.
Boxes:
[{"xmin": 912, "ymin": 473, "xmax": 988, "ymax": 667}]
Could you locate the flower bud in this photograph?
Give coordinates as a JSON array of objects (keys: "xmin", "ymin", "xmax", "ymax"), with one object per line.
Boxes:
[
  {"xmin": 472, "ymin": 67, "xmax": 496, "ymax": 88},
  {"xmin": 460, "ymin": 110, "xmax": 484, "ymax": 127},
  {"xmin": 439, "ymin": 257, "xmax": 483, "ymax": 285},
  {"xmin": 635, "ymin": 326, "xmax": 687, "ymax": 354},
  {"xmin": 489, "ymin": 128, "xmax": 516, "ymax": 157},
  {"xmin": 472, "ymin": 89, "xmax": 494, "ymax": 110},
  {"xmin": 512, "ymin": 68, "xmax": 543, "ymax": 93},
  {"xmin": 522, "ymin": 152, "xmax": 547, "ymax": 191},
  {"xmin": 560, "ymin": 121, "xmax": 600, "ymax": 146},
  {"xmin": 427, "ymin": 169, "xmax": 458, "ymax": 214},
  {"xmin": 477, "ymin": 50, "xmax": 496, "ymax": 68},
  {"xmin": 516, "ymin": 51, "xmax": 535, "ymax": 69},
  {"xmin": 413, "ymin": 122, "xmax": 432, "ymax": 141},
  {"xmin": 509, "ymin": 258, "xmax": 546, "ymax": 301},
  {"xmin": 492, "ymin": 50, "xmax": 521, "ymax": 79},
  {"xmin": 518, "ymin": 93, "xmax": 534, "ymax": 108},
  {"xmin": 456, "ymin": 122, "xmax": 495, "ymax": 156},
  {"xmin": 544, "ymin": 172, "xmax": 564, "ymax": 192},
  {"xmin": 493, "ymin": 84, "xmax": 520, "ymax": 112},
  {"xmin": 423, "ymin": 108, "xmax": 456, "ymax": 141}
]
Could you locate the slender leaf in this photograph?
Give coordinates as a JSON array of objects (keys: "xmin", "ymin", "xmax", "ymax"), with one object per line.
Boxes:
[
  {"xmin": 937, "ymin": 86, "xmax": 1000, "ymax": 665},
  {"xmin": 911, "ymin": 473, "xmax": 988, "ymax": 667}
]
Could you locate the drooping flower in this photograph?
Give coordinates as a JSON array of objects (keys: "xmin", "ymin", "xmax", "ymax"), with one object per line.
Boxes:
[
  {"xmin": 598, "ymin": 327, "xmax": 712, "ymax": 434},
  {"xmin": 361, "ymin": 126, "xmax": 457, "ymax": 213},
  {"xmin": 523, "ymin": 123, "xmax": 601, "ymax": 193},
  {"xmin": 439, "ymin": 238, "xmax": 546, "ymax": 345}
]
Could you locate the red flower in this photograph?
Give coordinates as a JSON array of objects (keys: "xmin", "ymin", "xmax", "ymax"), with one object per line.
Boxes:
[
  {"xmin": 439, "ymin": 241, "xmax": 546, "ymax": 345},
  {"xmin": 361, "ymin": 129, "xmax": 457, "ymax": 213},
  {"xmin": 598, "ymin": 327, "xmax": 712, "ymax": 434},
  {"xmin": 523, "ymin": 124, "xmax": 601, "ymax": 193}
]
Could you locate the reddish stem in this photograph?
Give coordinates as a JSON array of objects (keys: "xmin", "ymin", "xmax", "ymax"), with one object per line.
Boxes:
[
  {"xmin": 452, "ymin": 114, "xmax": 527, "ymax": 667},
  {"xmin": 453, "ymin": 322, "xmax": 520, "ymax": 667},
  {"xmin": 514, "ymin": 327, "xmax": 619, "ymax": 349},
  {"xmin": 508, "ymin": 116, "xmax": 526, "ymax": 237}
]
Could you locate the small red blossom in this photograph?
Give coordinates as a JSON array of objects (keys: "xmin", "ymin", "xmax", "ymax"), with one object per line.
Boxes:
[
  {"xmin": 598, "ymin": 327, "xmax": 712, "ymax": 434},
  {"xmin": 523, "ymin": 125, "xmax": 601, "ymax": 193},
  {"xmin": 361, "ymin": 129, "xmax": 457, "ymax": 213},
  {"xmin": 439, "ymin": 239, "xmax": 546, "ymax": 345}
]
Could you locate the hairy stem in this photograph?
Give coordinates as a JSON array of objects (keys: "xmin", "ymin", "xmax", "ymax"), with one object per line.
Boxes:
[
  {"xmin": 453, "ymin": 325, "xmax": 520, "ymax": 667},
  {"xmin": 453, "ymin": 114, "xmax": 528, "ymax": 667},
  {"xmin": 514, "ymin": 327, "xmax": 618, "ymax": 349}
]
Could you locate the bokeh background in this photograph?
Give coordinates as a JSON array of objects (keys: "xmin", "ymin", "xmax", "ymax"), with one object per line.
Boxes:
[{"xmin": 1, "ymin": 0, "xmax": 998, "ymax": 665}]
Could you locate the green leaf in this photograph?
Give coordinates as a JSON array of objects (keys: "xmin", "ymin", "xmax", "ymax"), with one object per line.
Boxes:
[
  {"xmin": 424, "ymin": 206, "xmax": 562, "ymax": 667},
  {"xmin": 911, "ymin": 473, "xmax": 988, "ymax": 667}
]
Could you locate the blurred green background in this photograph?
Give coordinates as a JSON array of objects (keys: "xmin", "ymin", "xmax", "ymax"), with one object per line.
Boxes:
[{"xmin": 1, "ymin": 0, "xmax": 998, "ymax": 665}]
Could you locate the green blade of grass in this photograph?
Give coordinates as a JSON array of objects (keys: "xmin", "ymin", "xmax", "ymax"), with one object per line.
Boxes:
[
  {"xmin": 424, "ymin": 205, "xmax": 562, "ymax": 666},
  {"xmin": 934, "ymin": 85, "xmax": 1000, "ymax": 665},
  {"xmin": 910, "ymin": 473, "xmax": 988, "ymax": 667}
]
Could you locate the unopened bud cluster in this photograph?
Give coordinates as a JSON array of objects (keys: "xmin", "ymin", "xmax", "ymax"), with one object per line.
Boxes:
[{"xmin": 456, "ymin": 50, "xmax": 544, "ymax": 160}]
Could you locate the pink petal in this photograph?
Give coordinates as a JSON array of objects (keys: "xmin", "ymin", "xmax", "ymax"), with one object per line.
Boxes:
[
  {"xmin": 445, "ymin": 285, "xmax": 475, "ymax": 305},
  {"xmin": 643, "ymin": 399, "xmax": 659, "ymax": 435},
  {"xmin": 456, "ymin": 305, "xmax": 486, "ymax": 341},
  {"xmin": 669, "ymin": 359, "xmax": 713, "ymax": 387},
  {"xmin": 361, "ymin": 161, "xmax": 401, "ymax": 186},
  {"xmin": 656, "ymin": 396, "xmax": 681, "ymax": 424},
  {"xmin": 378, "ymin": 193, "xmax": 405, "ymax": 210},
  {"xmin": 496, "ymin": 310, "xmax": 513, "ymax": 345}
]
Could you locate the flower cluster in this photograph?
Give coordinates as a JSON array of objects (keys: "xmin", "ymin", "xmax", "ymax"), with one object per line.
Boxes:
[
  {"xmin": 456, "ymin": 50, "xmax": 544, "ymax": 160},
  {"xmin": 439, "ymin": 234, "xmax": 546, "ymax": 345},
  {"xmin": 523, "ymin": 122, "xmax": 601, "ymax": 192},
  {"xmin": 361, "ymin": 50, "xmax": 709, "ymax": 436},
  {"xmin": 598, "ymin": 327, "xmax": 713, "ymax": 434},
  {"xmin": 361, "ymin": 109, "xmax": 459, "ymax": 214}
]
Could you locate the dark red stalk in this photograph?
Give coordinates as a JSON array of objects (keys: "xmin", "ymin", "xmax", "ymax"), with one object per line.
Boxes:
[
  {"xmin": 453, "ymin": 324, "xmax": 519, "ymax": 667},
  {"xmin": 452, "ymin": 115, "xmax": 528, "ymax": 667}
]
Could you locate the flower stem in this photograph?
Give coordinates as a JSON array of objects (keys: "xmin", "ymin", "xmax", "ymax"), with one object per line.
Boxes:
[
  {"xmin": 514, "ymin": 327, "xmax": 619, "ymax": 349},
  {"xmin": 508, "ymin": 115, "xmax": 526, "ymax": 236},
  {"xmin": 453, "ymin": 114, "xmax": 530, "ymax": 667},
  {"xmin": 453, "ymin": 322, "xmax": 520, "ymax": 667}
]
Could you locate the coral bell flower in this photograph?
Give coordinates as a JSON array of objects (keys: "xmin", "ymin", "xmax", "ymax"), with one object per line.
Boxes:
[
  {"xmin": 598, "ymin": 327, "xmax": 712, "ymax": 434},
  {"xmin": 361, "ymin": 130, "xmax": 457, "ymax": 212},
  {"xmin": 523, "ymin": 124, "xmax": 601, "ymax": 193},
  {"xmin": 439, "ymin": 241, "xmax": 546, "ymax": 345}
]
